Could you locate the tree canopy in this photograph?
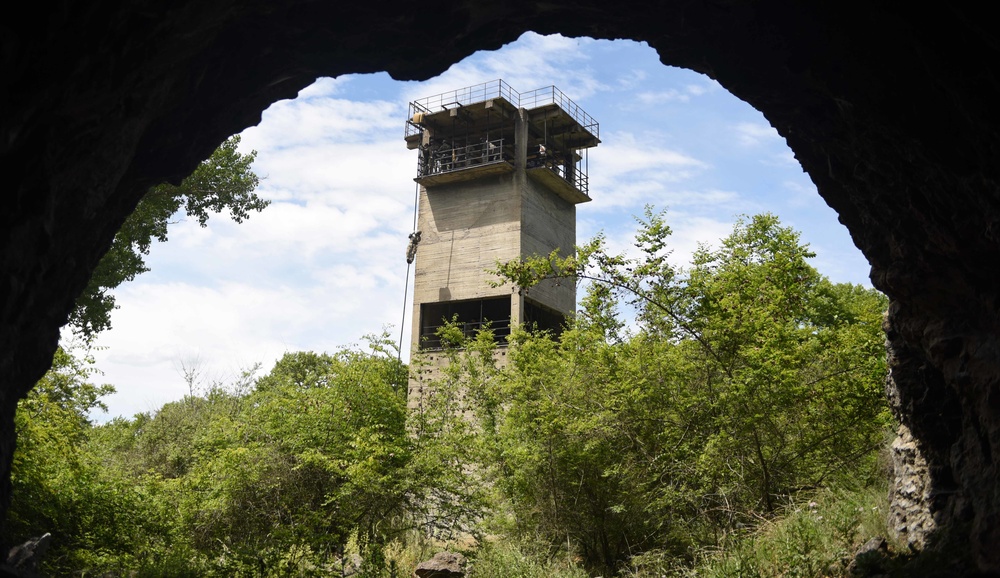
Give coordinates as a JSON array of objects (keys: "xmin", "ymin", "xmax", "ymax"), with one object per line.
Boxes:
[
  {"xmin": 6, "ymin": 334, "xmax": 450, "ymax": 576},
  {"xmin": 68, "ymin": 135, "xmax": 267, "ymax": 337},
  {"xmin": 476, "ymin": 211, "xmax": 891, "ymax": 572},
  {"xmin": 7, "ymin": 211, "xmax": 895, "ymax": 577}
]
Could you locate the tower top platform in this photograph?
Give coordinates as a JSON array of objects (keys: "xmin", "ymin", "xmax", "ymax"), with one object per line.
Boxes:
[{"xmin": 404, "ymin": 79, "xmax": 600, "ymax": 151}]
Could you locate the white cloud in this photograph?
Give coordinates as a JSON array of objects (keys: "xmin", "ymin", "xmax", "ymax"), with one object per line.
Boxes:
[
  {"xmin": 636, "ymin": 88, "xmax": 691, "ymax": 104},
  {"xmin": 666, "ymin": 215, "xmax": 736, "ymax": 267},
  {"xmin": 92, "ymin": 261, "xmax": 410, "ymax": 420},
  {"xmin": 241, "ymin": 98, "xmax": 402, "ymax": 154},
  {"xmin": 766, "ymin": 149, "xmax": 802, "ymax": 168},
  {"xmin": 734, "ymin": 121, "xmax": 781, "ymax": 147},
  {"xmin": 585, "ymin": 131, "xmax": 712, "ymax": 208},
  {"xmin": 401, "ymin": 32, "xmax": 603, "ymax": 109},
  {"xmin": 616, "ymin": 69, "xmax": 648, "ymax": 90},
  {"xmin": 685, "ymin": 83, "xmax": 708, "ymax": 96},
  {"xmin": 593, "ymin": 131, "xmax": 705, "ymax": 176},
  {"xmin": 636, "ymin": 80, "xmax": 718, "ymax": 104},
  {"xmin": 784, "ymin": 179, "xmax": 822, "ymax": 208}
]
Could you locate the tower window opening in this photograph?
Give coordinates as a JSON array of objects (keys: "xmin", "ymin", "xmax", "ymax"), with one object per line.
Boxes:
[
  {"xmin": 419, "ymin": 297, "xmax": 512, "ymax": 350},
  {"xmin": 524, "ymin": 298, "xmax": 567, "ymax": 337}
]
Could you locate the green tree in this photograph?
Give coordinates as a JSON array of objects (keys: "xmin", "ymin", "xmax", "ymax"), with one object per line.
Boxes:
[
  {"xmin": 86, "ymin": 334, "xmax": 426, "ymax": 575},
  {"xmin": 483, "ymin": 211, "xmax": 890, "ymax": 573},
  {"xmin": 684, "ymin": 215, "xmax": 889, "ymax": 515},
  {"xmin": 13, "ymin": 333, "xmax": 483, "ymax": 576},
  {"xmin": 5, "ymin": 346, "xmax": 168, "ymax": 576},
  {"xmin": 69, "ymin": 135, "xmax": 267, "ymax": 337}
]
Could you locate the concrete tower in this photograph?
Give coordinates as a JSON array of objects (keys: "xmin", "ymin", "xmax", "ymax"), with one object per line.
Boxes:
[{"xmin": 404, "ymin": 80, "xmax": 599, "ymax": 396}]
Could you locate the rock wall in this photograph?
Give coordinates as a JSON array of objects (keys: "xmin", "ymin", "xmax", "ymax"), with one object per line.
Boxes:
[
  {"xmin": 884, "ymin": 306, "xmax": 969, "ymax": 553},
  {"xmin": 888, "ymin": 424, "xmax": 940, "ymax": 550},
  {"xmin": 3, "ymin": 1, "xmax": 1000, "ymax": 571}
]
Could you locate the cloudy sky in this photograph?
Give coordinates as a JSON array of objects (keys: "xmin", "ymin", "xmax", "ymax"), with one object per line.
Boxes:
[{"xmin": 85, "ymin": 33, "xmax": 873, "ymax": 420}]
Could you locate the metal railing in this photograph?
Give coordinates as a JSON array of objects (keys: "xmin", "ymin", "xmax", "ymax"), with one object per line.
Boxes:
[
  {"xmin": 519, "ymin": 85, "xmax": 600, "ymax": 140},
  {"xmin": 525, "ymin": 154, "xmax": 590, "ymax": 197},
  {"xmin": 406, "ymin": 80, "xmax": 517, "ymax": 138},
  {"xmin": 579, "ymin": 168, "xmax": 589, "ymax": 196},
  {"xmin": 417, "ymin": 137, "xmax": 509, "ymax": 178},
  {"xmin": 411, "ymin": 79, "xmax": 517, "ymax": 115},
  {"xmin": 406, "ymin": 80, "xmax": 599, "ymax": 141},
  {"xmin": 420, "ymin": 319, "xmax": 512, "ymax": 349}
]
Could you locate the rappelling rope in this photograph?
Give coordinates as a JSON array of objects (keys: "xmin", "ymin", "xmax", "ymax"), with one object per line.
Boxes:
[{"xmin": 397, "ymin": 180, "xmax": 421, "ymax": 362}]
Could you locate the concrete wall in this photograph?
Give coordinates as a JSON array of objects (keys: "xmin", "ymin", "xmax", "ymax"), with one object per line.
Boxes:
[
  {"xmin": 410, "ymin": 174, "xmax": 521, "ymax": 351},
  {"xmin": 407, "ymin": 348, "xmax": 511, "ymax": 412},
  {"xmin": 408, "ymin": 105, "xmax": 580, "ymax": 365},
  {"xmin": 520, "ymin": 176, "xmax": 577, "ymax": 315}
]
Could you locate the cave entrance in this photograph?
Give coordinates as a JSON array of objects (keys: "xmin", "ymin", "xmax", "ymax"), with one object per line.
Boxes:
[{"xmin": 88, "ymin": 32, "xmax": 872, "ymax": 421}]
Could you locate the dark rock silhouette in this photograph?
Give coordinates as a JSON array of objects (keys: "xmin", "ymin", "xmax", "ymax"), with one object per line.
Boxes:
[
  {"xmin": 1, "ymin": 533, "xmax": 51, "ymax": 578},
  {"xmin": 3, "ymin": 2, "xmax": 1000, "ymax": 572}
]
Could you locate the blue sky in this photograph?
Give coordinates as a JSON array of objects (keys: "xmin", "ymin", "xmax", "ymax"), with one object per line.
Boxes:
[{"xmin": 87, "ymin": 33, "xmax": 872, "ymax": 420}]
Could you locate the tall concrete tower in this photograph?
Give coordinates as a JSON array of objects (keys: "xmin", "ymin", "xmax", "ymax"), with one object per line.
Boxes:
[{"xmin": 404, "ymin": 80, "xmax": 599, "ymax": 391}]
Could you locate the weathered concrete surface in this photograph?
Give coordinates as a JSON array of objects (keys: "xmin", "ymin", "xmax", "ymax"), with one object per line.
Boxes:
[{"xmin": 3, "ymin": 1, "xmax": 1000, "ymax": 571}]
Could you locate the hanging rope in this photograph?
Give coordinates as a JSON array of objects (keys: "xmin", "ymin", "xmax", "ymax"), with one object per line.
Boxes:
[{"xmin": 397, "ymin": 180, "xmax": 421, "ymax": 362}]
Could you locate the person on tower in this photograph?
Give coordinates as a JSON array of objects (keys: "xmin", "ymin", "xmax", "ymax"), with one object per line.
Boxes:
[{"xmin": 406, "ymin": 231, "xmax": 422, "ymax": 264}]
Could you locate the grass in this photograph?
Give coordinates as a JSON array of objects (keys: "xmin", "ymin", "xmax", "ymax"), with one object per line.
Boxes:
[
  {"xmin": 386, "ymin": 483, "xmax": 905, "ymax": 577},
  {"xmin": 382, "ymin": 531, "xmax": 588, "ymax": 578},
  {"xmin": 666, "ymin": 484, "xmax": 893, "ymax": 578},
  {"xmin": 158, "ymin": 480, "xmax": 967, "ymax": 578}
]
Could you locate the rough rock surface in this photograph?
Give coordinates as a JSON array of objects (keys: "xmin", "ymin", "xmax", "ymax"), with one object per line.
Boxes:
[
  {"xmin": 1, "ymin": 533, "xmax": 51, "ymax": 578},
  {"xmin": 847, "ymin": 536, "xmax": 888, "ymax": 576},
  {"xmin": 415, "ymin": 551, "xmax": 465, "ymax": 577},
  {"xmin": 3, "ymin": 1, "xmax": 1000, "ymax": 572},
  {"xmin": 887, "ymin": 424, "xmax": 937, "ymax": 549}
]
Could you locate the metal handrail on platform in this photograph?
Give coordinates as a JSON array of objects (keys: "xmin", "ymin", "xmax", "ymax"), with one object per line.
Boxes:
[
  {"xmin": 411, "ymin": 79, "xmax": 517, "ymax": 114},
  {"xmin": 519, "ymin": 85, "xmax": 599, "ymax": 140},
  {"xmin": 525, "ymin": 156, "xmax": 590, "ymax": 197},
  {"xmin": 417, "ymin": 138, "xmax": 509, "ymax": 178},
  {"xmin": 406, "ymin": 80, "xmax": 599, "ymax": 141},
  {"xmin": 406, "ymin": 80, "xmax": 517, "ymax": 138},
  {"xmin": 420, "ymin": 319, "xmax": 512, "ymax": 349}
]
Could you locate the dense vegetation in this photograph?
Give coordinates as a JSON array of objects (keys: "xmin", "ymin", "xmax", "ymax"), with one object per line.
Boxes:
[
  {"xmin": 461, "ymin": 211, "xmax": 891, "ymax": 573},
  {"xmin": 3, "ymin": 212, "xmax": 896, "ymax": 577}
]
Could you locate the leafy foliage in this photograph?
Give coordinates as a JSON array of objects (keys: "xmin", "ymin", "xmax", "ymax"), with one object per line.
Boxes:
[
  {"xmin": 9, "ymin": 210, "xmax": 893, "ymax": 577},
  {"xmin": 482, "ymin": 211, "xmax": 891, "ymax": 573},
  {"xmin": 684, "ymin": 484, "xmax": 893, "ymax": 578},
  {"xmin": 5, "ymin": 345, "xmax": 167, "ymax": 574},
  {"xmin": 69, "ymin": 135, "xmax": 267, "ymax": 337},
  {"xmin": 9, "ymin": 334, "xmax": 451, "ymax": 576}
]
